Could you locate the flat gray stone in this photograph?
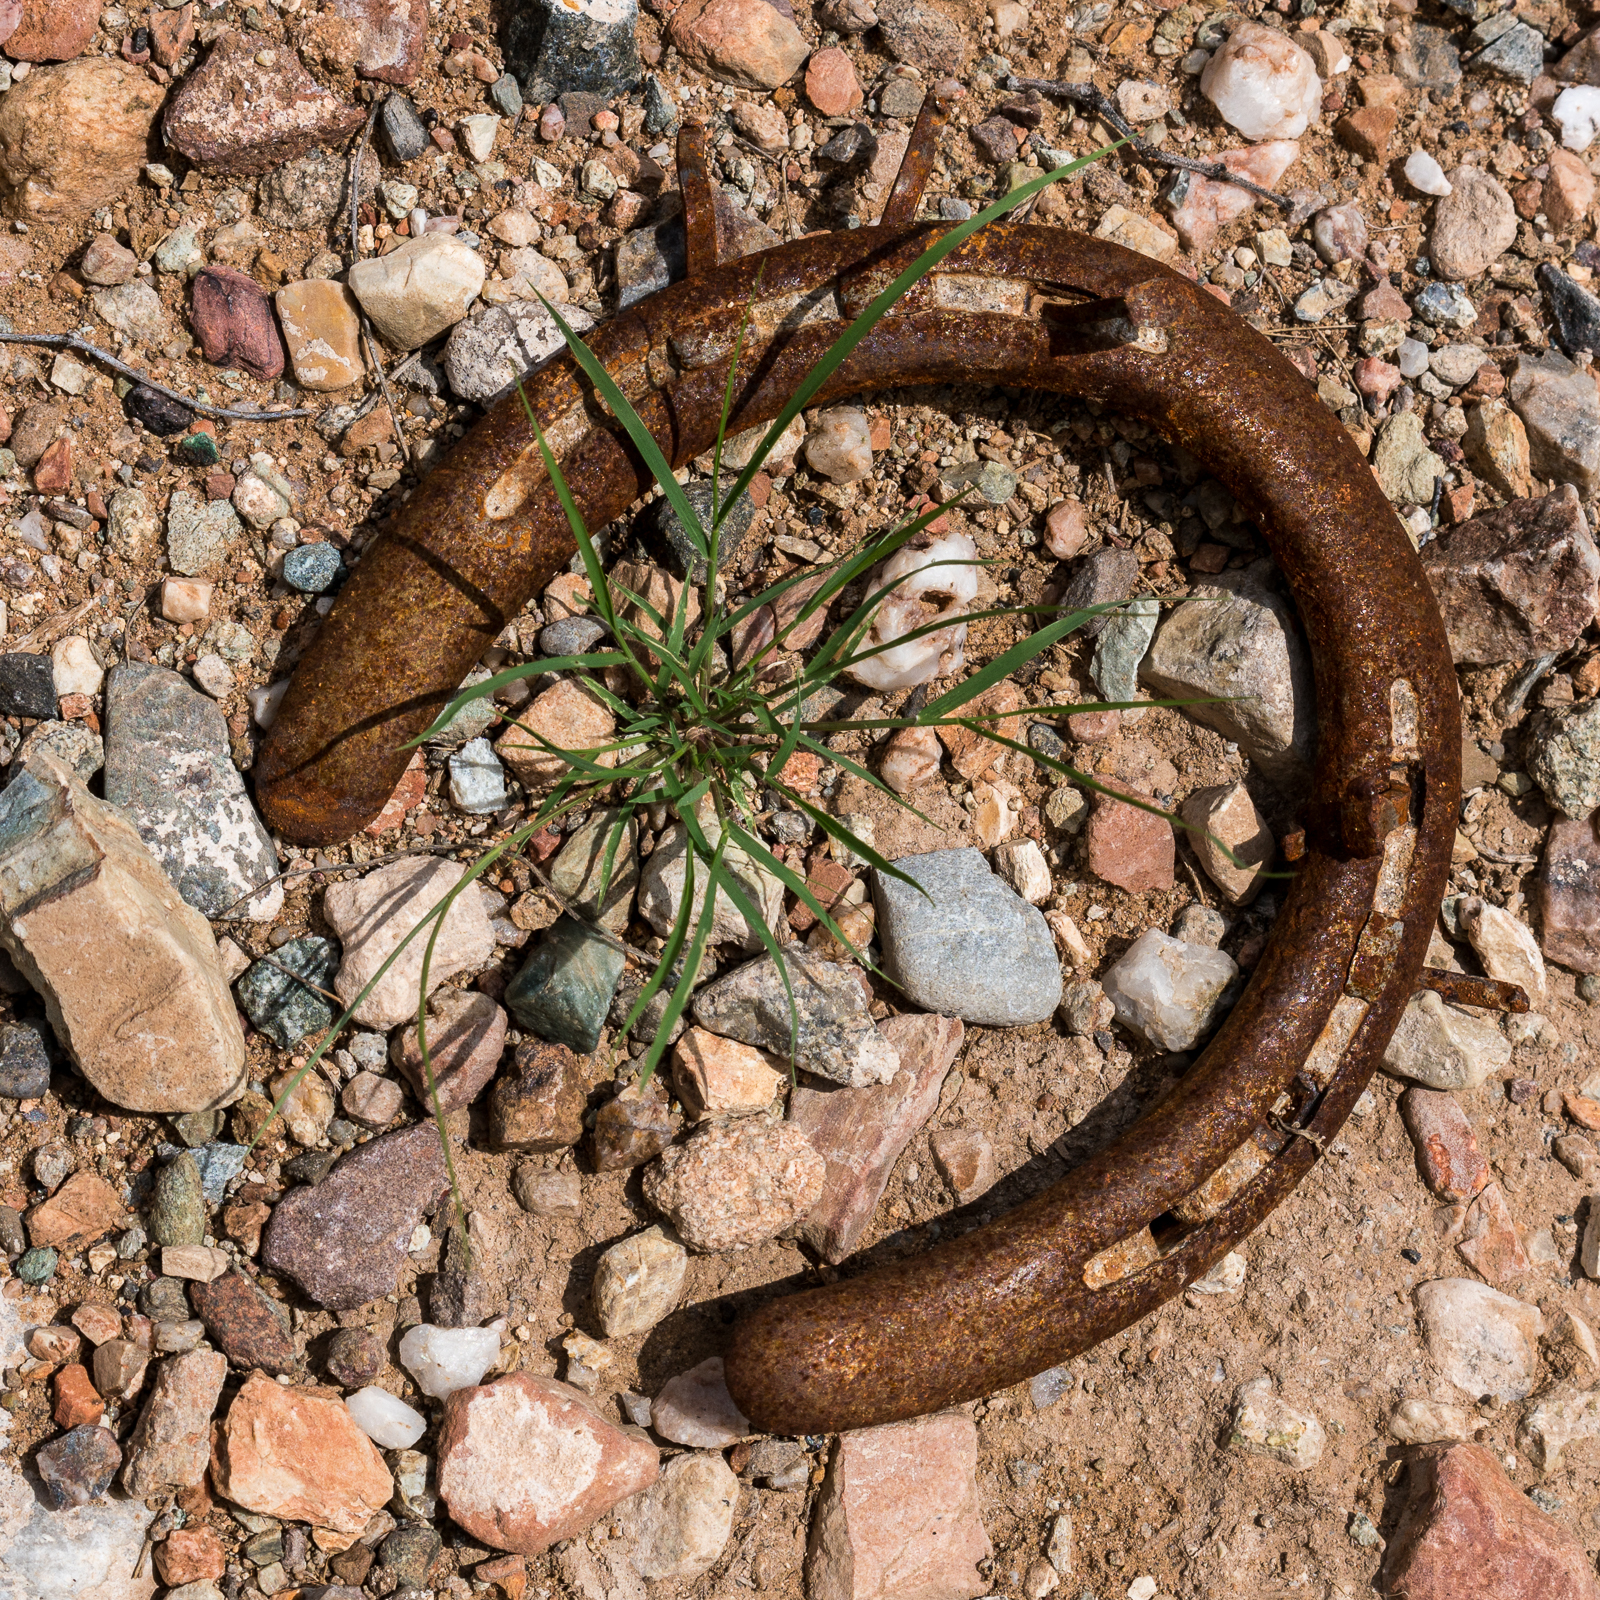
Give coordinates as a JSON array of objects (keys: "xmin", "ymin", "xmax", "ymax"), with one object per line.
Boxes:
[
  {"xmin": 102, "ymin": 663, "xmax": 282, "ymax": 922},
  {"xmin": 871, "ymin": 849, "xmax": 1062, "ymax": 1025}
]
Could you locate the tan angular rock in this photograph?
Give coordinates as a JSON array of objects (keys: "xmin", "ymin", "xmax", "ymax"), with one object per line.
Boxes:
[
  {"xmin": 26, "ymin": 1171, "xmax": 129, "ymax": 1251},
  {"xmin": 275, "ymin": 280, "xmax": 365, "ymax": 392},
  {"xmin": 618, "ymin": 1451, "xmax": 739, "ymax": 1580},
  {"xmin": 0, "ymin": 754, "xmax": 246, "ymax": 1112},
  {"xmin": 672, "ymin": 1028, "xmax": 783, "ymax": 1121},
  {"xmin": 807, "ymin": 1413, "xmax": 991, "ymax": 1600},
  {"xmin": 494, "ymin": 679, "xmax": 616, "ymax": 790},
  {"xmin": 930, "ymin": 1125, "xmax": 997, "ymax": 1203},
  {"xmin": 643, "ymin": 1118, "xmax": 825, "ymax": 1251},
  {"xmin": 592, "ymin": 1224, "xmax": 688, "ymax": 1337},
  {"xmin": 437, "ymin": 1372, "xmax": 659, "ymax": 1555},
  {"xmin": 392, "ymin": 988, "xmax": 508, "ymax": 1111},
  {"xmin": 323, "ymin": 855, "xmax": 496, "ymax": 1029},
  {"xmin": 0, "ymin": 59, "xmax": 166, "ymax": 221},
  {"xmin": 123, "ymin": 1349, "xmax": 228, "ymax": 1498},
  {"xmin": 1180, "ymin": 781, "xmax": 1274, "ymax": 904},
  {"xmin": 1463, "ymin": 400, "xmax": 1534, "ymax": 500},
  {"xmin": 211, "ymin": 1371, "xmax": 392, "ymax": 1535}
]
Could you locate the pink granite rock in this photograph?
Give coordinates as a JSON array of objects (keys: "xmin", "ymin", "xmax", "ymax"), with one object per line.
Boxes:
[{"xmin": 437, "ymin": 1373, "xmax": 659, "ymax": 1555}]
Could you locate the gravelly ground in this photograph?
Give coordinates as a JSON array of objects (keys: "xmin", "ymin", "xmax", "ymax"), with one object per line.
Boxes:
[{"xmin": 0, "ymin": 0, "xmax": 1597, "ymax": 1596}]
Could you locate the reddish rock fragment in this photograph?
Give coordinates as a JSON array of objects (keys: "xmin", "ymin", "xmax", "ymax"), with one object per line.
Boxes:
[
  {"xmin": 788, "ymin": 1014, "xmax": 963, "ymax": 1263},
  {"xmin": 806, "ymin": 1413, "xmax": 991, "ymax": 1600},
  {"xmin": 437, "ymin": 1373, "xmax": 659, "ymax": 1556},
  {"xmin": 1383, "ymin": 1442, "xmax": 1600, "ymax": 1599},
  {"xmin": 27, "ymin": 1171, "xmax": 129, "ymax": 1252},
  {"xmin": 1400, "ymin": 1088, "xmax": 1490, "ymax": 1202},
  {"xmin": 52, "ymin": 1362, "xmax": 103, "ymax": 1428},
  {"xmin": 32, "ymin": 436, "xmax": 72, "ymax": 494},
  {"xmin": 190, "ymin": 267, "xmax": 286, "ymax": 381},
  {"xmin": 1421, "ymin": 486, "xmax": 1600, "ymax": 666},
  {"xmin": 1335, "ymin": 105, "xmax": 1397, "ymax": 162},
  {"xmin": 1539, "ymin": 816, "xmax": 1600, "ymax": 974},
  {"xmin": 148, "ymin": 4, "xmax": 195, "ymax": 68},
  {"xmin": 1456, "ymin": 1181, "xmax": 1530, "ymax": 1286},
  {"xmin": 5, "ymin": 0, "xmax": 97, "ymax": 63},
  {"xmin": 188, "ymin": 1270, "xmax": 295, "ymax": 1373},
  {"xmin": 163, "ymin": 32, "xmax": 365, "ymax": 176},
  {"xmin": 1084, "ymin": 792, "xmax": 1174, "ymax": 893},
  {"xmin": 155, "ymin": 1526, "xmax": 226, "ymax": 1586}
]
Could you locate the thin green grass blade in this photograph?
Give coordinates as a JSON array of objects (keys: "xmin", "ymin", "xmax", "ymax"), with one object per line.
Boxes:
[
  {"xmin": 717, "ymin": 148, "xmax": 1118, "ymax": 521},
  {"xmin": 536, "ymin": 292, "xmax": 711, "ymax": 565}
]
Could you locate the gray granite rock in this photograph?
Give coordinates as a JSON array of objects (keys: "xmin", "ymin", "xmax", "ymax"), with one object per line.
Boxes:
[
  {"xmin": 506, "ymin": 0, "xmax": 641, "ymax": 99},
  {"xmin": 871, "ymin": 848, "xmax": 1062, "ymax": 1025},
  {"xmin": 1140, "ymin": 566, "xmax": 1316, "ymax": 788},
  {"xmin": 102, "ymin": 663, "xmax": 282, "ymax": 922},
  {"xmin": 1529, "ymin": 699, "xmax": 1600, "ymax": 818},
  {"xmin": 260, "ymin": 1123, "xmax": 449, "ymax": 1311},
  {"xmin": 691, "ymin": 946, "xmax": 899, "ymax": 1087}
]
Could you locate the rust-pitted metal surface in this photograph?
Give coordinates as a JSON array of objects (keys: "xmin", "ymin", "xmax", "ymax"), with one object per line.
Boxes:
[{"xmin": 255, "ymin": 124, "xmax": 1460, "ymax": 1436}]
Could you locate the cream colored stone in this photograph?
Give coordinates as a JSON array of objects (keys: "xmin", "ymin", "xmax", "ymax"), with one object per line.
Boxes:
[
  {"xmin": 494, "ymin": 679, "xmax": 616, "ymax": 790},
  {"xmin": 0, "ymin": 754, "xmax": 246, "ymax": 1112},
  {"xmin": 672, "ymin": 1028, "xmax": 784, "ymax": 1120},
  {"xmin": 1180, "ymin": 781, "xmax": 1274, "ymax": 904}
]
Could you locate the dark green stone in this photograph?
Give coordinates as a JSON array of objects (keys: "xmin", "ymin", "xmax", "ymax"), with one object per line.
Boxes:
[
  {"xmin": 176, "ymin": 432, "xmax": 220, "ymax": 466},
  {"xmin": 505, "ymin": 915, "xmax": 626, "ymax": 1054},
  {"xmin": 16, "ymin": 1246, "xmax": 55, "ymax": 1283},
  {"xmin": 236, "ymin": 936, "xmax": 341, "ymax": 1048},
  {"xmin": 148, "ymin": 1152, "xmax": 205, "ymax": 1246}
]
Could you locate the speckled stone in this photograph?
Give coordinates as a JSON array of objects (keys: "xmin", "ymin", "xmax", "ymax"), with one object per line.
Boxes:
[
  {"xmin": 236, "ymin": 936, "xmax": 341, "ymax": 1049},
  {"xmin": 0, "ymin": 1019, "xmax": 52, "ymax": 1099},
  {"xmin": 283, "ymin": 542, "xmax": 343, "ymax": 594},
  {"xmin": 102, "ymin": 663, "xmax": 282, "ymax": 922},
  {"xmin": 189, "ymin": 1269, "xmax": 296, "ymax": 1374},
  {"xmin": 326, "ymin": 1326, "xmax": 384, "ymax": 1387},
  {"xmin": 148, "ymin": 1152, "xmax": 206, "ymax": 1247},
  {"xmin": 261, "ymin": 1123, "xmax": 450, "ymax": 1311},
  {"xmin": 643, "ymin": 1118, "xmax": 825, "ymax": 1251}
]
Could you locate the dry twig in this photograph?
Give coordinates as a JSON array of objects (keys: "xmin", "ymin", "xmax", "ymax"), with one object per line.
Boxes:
[
  {"xmin": 0, "ymin": 331, "xmax": 312, "ymax": 423},
  {"xmin": 1009, "ymin": 77, "xmax": 1295, "ymax": 211}
]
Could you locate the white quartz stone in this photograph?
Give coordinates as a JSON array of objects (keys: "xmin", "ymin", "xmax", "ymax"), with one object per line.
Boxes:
[
  {"xmin": 1553, "ymin": 85, "xmax": 1600, "ymax": 153},
  {"xmin": 398, "ymin": 1324, "xmax": 501, "ymax": 1400},
  {"xmin": 1199, "ymin": 20, "xmax": 1322, "ymax": 142},
  {"xmin": 1404, "ymin": 149, "xmax": 1452, "ymax": 196},
  {"xmin": 1101, "ymin": 929, "xmax": 1238, "ymax": 1052},
  {"xmin": 345, "ymin": 1386, "xmax": 427, "ymax": 1449}
]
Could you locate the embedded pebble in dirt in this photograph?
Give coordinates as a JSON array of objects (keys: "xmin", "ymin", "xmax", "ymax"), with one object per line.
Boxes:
[{"xmin": 0, "ymin": 2, "xmax": 1593, "ymax": 1598}]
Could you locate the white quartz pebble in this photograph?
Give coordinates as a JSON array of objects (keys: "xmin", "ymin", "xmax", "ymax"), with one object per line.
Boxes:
[
  {"xmin": 1396, "ymin": 338, "xmax": 1431, "ymax": 379},
  {"xmin": 1553, "ymin": 85, "xmax": 1600, "ymax": 152},
  {"xmin": 1100, "ymin": 929, "xmax": 1238, "ymax": 1052},
  {"xmin": 346, "ymin": 1386, "xmax": 427, "ymax": 1448},
  {"xmin": 1199, "ymin": 20, "xmax": 1322, "ymax": 141},
  {"xmin": 1403, "ymin": 149, "xmax": 1451, "ymax": 197},
  {"xmin": 398, "ymin": 1323, "xmax": 501, "ymax": 1399}
]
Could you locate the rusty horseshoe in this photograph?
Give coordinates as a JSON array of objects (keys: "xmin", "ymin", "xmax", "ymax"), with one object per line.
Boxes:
[{"xmin": 255, "ymin": 103, "xmax": 1461, "ymax": 1436}]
